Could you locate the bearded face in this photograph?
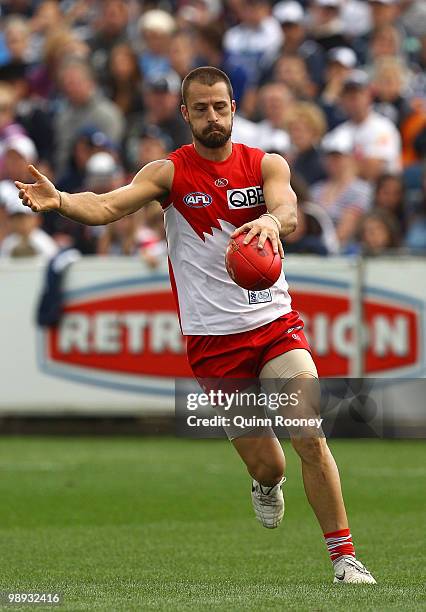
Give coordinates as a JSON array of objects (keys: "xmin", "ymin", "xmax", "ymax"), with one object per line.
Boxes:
[
  {"xmin": 189, "ymin": 119, "xmax": 233, "ymax": 149},
  {"xmin": 182, "ymin": 80, "xmax": 235, "ymax": 150}
]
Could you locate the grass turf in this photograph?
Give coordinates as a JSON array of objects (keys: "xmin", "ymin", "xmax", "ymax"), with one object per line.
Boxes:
[{"xmin": 0, "ymin": 438, "xmax": 425, "ymax": 611}]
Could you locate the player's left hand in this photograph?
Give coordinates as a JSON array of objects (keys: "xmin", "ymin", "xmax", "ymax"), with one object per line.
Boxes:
[{"xmin": 231, "ymin": 217, "xmax": 284, "ymax": 258}]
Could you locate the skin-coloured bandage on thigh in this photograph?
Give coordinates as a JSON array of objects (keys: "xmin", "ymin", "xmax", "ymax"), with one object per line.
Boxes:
[
  {"xmin": 259, "ymin": 349, "xmax": 321, "ymax": 437},
  {"xmin": 259, "ymin": 349, "xmax": 318, "ymax": 400},
  {"xmin": 260, "ymin": 349, "xmax": 318, "ymax": 387}
]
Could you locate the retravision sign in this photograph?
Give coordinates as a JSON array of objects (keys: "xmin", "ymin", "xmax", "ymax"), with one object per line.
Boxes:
[{"xmin": 39, "ymin": 273, "xmax": 424, "ymax": 390}]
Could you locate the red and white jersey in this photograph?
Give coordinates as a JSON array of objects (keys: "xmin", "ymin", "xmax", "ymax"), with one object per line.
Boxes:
[{"xmin": 162, "ymin": 143, "xmax": 292, "ymax": 335}]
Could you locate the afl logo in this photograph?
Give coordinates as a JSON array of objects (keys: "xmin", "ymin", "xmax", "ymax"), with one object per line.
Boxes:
[
  {"xmin": 215, "ymin": 178, "xmax": 228, "ymax": 187},
  {"xmin": 183, "ymin": 192, "xmax": 212, "ymax": 208}
]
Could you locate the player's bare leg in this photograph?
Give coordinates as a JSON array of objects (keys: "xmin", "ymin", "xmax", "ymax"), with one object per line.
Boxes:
[
  {"xmin": 232, "ymin": 428, "xmax": 285, "ymax": 486},
  {"xmin": 286, "ymin": 374, "xmax": 375, "ymax": 583},
  {"xmin": 289, "ymin": 374, "xmax": 348, "ymax": 533},
  {"xmin": 233, "ymin": 430, "xmax": 286, "ymax": 528},
  {"xmin": 258, "ymin": 354, "xmax": 376, "ymax": 583}
]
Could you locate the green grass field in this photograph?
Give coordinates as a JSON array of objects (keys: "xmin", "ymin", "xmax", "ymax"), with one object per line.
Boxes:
[{"xmin": 0, "ymin": 437, "xmax": 425, "ymax": 611}]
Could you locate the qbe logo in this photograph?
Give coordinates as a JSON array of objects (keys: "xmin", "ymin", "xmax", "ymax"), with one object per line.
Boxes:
[
  {"xmin": 227, "ymin": 186, "xmax": 265, "ymax": 209},
  {"xmin": 183, "ymin": 192, "xmax": 212, "ymax": 208}
]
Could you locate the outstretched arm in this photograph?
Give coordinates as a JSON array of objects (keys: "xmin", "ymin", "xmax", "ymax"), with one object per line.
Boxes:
[
  {"xmin": 15, "ymin": 160, "xmax": 174, "ymax": 226},
  {"xmin": 231, "ymin": 154, "xmax": 297, "ymax": 257}
]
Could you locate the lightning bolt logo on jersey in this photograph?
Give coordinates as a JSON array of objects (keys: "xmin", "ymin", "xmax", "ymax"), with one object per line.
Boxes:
[{"xmin": 162, "ymin": 143, "xmax": 292, "ymax": 335}]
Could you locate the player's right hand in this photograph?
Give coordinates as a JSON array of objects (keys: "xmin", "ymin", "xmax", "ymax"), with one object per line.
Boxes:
[{"xmin": 15, "ymin": 165, "xmax": 61, "ymax": 213}]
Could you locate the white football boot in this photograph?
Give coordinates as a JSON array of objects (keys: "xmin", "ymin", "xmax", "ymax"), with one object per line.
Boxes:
[
  {"xmin": 333, "ymin": 555, "xmax": 377, "ymax": 584},
  {"xmin": 251, "ymin": 477, "xmax": 286, "ymax": 529}
]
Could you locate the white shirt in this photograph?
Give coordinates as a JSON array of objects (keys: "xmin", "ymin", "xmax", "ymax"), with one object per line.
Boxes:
[
  {"xmin": 328, "ymin": 111, "xmax": 402, "ymax": 173},
  {"xmin": 224, "ymin": 17, "xmax": 283, "ymax": 82},
  {"xmin": 232, "ymin": 115, "xmax": 290, "ymax": 154},
  {"xmin": 0, "ymin": 228, "xmax": 58, "ymax": 258},
  {"xmin": 256, "ymin": 120, "xmax": 290, "ymax": 154}
]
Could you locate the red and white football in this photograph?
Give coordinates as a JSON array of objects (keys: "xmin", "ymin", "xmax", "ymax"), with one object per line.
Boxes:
[{"xmin": 225, "ymin": 233, "xmax": 282, "ymax": 291}]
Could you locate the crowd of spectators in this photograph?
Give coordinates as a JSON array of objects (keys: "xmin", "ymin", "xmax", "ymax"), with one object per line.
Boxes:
[{"xmin": 0, "ymin": 0, "xmax": 425, "ymax": 262}]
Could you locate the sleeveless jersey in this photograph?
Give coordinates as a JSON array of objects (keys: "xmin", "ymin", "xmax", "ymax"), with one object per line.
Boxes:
[{"xmin": 162, "ymin": 143, "xmax": 292, "ymax": 335}]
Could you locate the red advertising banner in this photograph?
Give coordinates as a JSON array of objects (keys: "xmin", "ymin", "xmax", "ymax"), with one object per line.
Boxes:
[{"xmin": 43, "ymin": 278, "xmax": 422, "ymax": 384}]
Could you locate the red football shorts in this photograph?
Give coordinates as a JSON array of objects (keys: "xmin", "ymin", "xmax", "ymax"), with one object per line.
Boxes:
[{"xmin": 186, "ymin": 310, "xmax": 311, "ymax": 380}]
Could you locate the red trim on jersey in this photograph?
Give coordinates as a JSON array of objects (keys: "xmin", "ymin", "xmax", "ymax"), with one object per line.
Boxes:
[
  {"xmin": 162, "ymin": 143, "xmax": 266, "ymax": 241},
  {"xmin": 167, "ymin": 257, "xmax": 182, "ymax": 333}
]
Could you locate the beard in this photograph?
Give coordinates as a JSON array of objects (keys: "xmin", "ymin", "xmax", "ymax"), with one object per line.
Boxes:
[{"xmin": 190, "ymin": 119, "xmax": 233, "ymax": 149}]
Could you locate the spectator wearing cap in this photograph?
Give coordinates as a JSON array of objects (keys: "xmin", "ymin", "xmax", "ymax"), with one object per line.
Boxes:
[
  {"xmin": 328, "ymin": 69, "xmax": 401, "ymax": 181},
  {"xmin": 89, "ymin": 0, "xmax": 130, "ymax": 85},
  {"xmin": 320, "ymin": 47, "xmax": 357, "ymax": 129},
  {"xmin": 53, "ymin": 57, "xmax": 125, "ymax": 176},
  {"xmin": 104, "ymin": 43, "xmax": 144, "ymax": 117},
  {"xmin": 194, "ymin": 23, "xmax": 250, "ymax": 107},
  {"xmin": 311, "ymin": 129, "xmax": 372, "ymax": 246},
  {"xmin": 285, "ymin": 102, "xmax": 328, "ymax": 185},
  {"xmin": 84, "ymin": 151, "xmax": 124, "ymax": 194},
  {"xmin": 309, "ymin": 0, "xmax": 349, "ymax": 52},
  {"xmin": 266, "ymin": 1, "xmax": 325, "ymax": 87},
  {"xmin": 125, "ymin": 71, "xmax": 191, "ymax": 161},
  {"xmin": 0, "ymin": 133, "xmax": 38, "ymax": 244},
  {"xmin": 71, "ymin": 152, "xmax": 127, "ymax": 254},
  {"xmin": 1, "ymin": 133, "xmax": 37, "ymax": 181},
  {"xmin": 57, "ymin": 125, "xmax": 117, "ymax": 193},
  {"xmin": 137, "ymin": 10, "xmax": 176, "ymax": 80},
  {"xmin": 0, "ymin": 200, "xmax": 57, "ymax": 258},
  {"xmin": 223, "ymin": 0, "xmax": 283, "ymax": 88}
]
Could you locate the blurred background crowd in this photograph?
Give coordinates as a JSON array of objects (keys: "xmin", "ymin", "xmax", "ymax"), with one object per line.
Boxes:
[{"xmin": 0, "ymin": 0, "xmax": 425, "ymax": 263}]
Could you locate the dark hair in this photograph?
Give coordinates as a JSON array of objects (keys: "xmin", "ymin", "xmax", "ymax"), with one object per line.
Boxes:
[
  {"xmin": 358, "ymin": 209, "xmax": 401, "ymax": 250},
  {"xmin": 374, "ymin": 172, "xmax": 405, "ymax": 225},
  {"xmin": 196, "ymin": 24, "xmax": 224, "ymax": 53},
  {"xmin": 182, "ymin": 66, "xmax": 233, "ymax": 105},
  {"xmin": 375, "ymin": 173, "xmax": 404, "ymax": 195}
]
